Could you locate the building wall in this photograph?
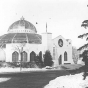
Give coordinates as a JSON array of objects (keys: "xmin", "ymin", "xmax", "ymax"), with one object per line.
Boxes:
[
  {"xmin": 41, "ymin": 33, "xmax": 73, "ymax": 66},
  {"xmin": 52, "ymin": 35, "xmax": 73, "ymax": 66},
  {"xmin": 4, "ymin": 34, "xmax": 73, "ymax": 66},
  {"xmin": 5, "ymin": 43, "xmax": 42, "ymax": 62},
  {"xmin": 0, "ymin": 48, "xmax": 6, "ymax": 61},
  {"xmin": 24, "ymin": 43, "xmax": 42, "ymax": 61},
  {"xmin": 42, "ymin": 33, "xmax": 53, "ymax": 55}
]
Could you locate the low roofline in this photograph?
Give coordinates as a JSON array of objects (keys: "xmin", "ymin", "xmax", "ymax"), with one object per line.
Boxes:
[
  {"xmin": 41, "ymin": 32, "xmax": 52, "ymax": 34},
  {"xmin": 52, "ymin": 35, "xmax": 66, "ymax": 40}
]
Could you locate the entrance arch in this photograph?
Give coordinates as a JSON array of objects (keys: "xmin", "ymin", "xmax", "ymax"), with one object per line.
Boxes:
[
  {"xmin": 12, "ymin": 51, "xmax": 19, "ymax": 62},
  {"xmin": 58, "ymin": 55, "xmax": 62, "ymax": 65},
  {"xmin": 21, "ymin": 51, "xmax": 27, "ymax": 62},
  {"xmin": 30, "ymin": 51, "xmax": 36, "ymax": 62}
]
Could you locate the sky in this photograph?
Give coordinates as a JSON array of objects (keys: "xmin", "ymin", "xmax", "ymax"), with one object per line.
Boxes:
[{"xmin": 0, "ymin": 0, "xmax": 88, "ymax": 49}]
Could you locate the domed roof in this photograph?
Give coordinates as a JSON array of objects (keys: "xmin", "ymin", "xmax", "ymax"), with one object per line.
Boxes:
[
  {"xmin": 0, "ymin": 33, "xmax": 42, "ymax": 44},
  {"xmin": 8, "ymin": 17, "xmax": 37, "ymax": 33}
]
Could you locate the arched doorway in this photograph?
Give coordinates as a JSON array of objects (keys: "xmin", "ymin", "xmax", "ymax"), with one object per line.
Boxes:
[
  {"xmin": 21, "ymin": 51, "xmax": 27, "ymax": 62},
  {"xmin": 30, "ymin": 51, "xmax": 36, "ymax": 62},
  {"xmin": 64, "ymin": 51, "xmax": 67, "ymax": 61},
  {"xmin": 12, "ymin": 51, "xmax": 19, "ymax": 62},
  {"xmin": 58, "ymin": 55, "xmax": 62, "ymax": 65}
]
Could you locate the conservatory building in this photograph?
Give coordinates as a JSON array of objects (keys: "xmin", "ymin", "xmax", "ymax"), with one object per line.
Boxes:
[{"xmin": 0, "ymin": 17, "xmax": 74, "ymax": 66}]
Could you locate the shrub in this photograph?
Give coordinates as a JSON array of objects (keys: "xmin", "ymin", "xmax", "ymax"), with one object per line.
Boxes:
[
  {"xmin": 35, "ymin": 52, "xmax": 44, "ymax": 68},
  {"xmin": 44, "ymin": 50, "xmax": 53, "ymax": 66}
]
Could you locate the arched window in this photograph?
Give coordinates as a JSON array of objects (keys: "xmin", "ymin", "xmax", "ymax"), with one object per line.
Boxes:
[
  {"xmin": 12, "ymin": 51, "xmax": 19, "ymax": 62},
  {"xmin": 39, "ymin": 51, "xmax": 42, "ymax": 59},
  {"xmin": 21, "ymin": 51, "xmax": 27, "ymax": 62},
  {"xmin": 30, "ymin": 51, "xmax": 36, "ymax": 62},
  {"xmin": 64, "ymin": 51, "xmax": 67, "ymax": 61},
  {"xmin": 58, "ymin": 55, "xmax": 62, "ymax": 65}
]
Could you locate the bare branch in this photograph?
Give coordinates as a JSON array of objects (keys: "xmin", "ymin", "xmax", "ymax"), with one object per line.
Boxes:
[{"xmin": 12, "ymin": 43, "xmax": 26, "ymax": 53}]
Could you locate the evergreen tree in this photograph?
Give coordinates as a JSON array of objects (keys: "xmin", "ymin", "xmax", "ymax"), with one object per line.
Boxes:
[
  {"xmin": 44, "ymin": 50, "xmax": 53, "ymax": 66},
  {"xmin": 80, "ymin": 50, "xmax": 88, "ymax": 80},
  {"xmin": 77, "ymin": 5, "xmax": 88, "ymax": 80},
  {"xmin": 78, "ymin": 6, "xmax": 88, "ymax": 50},
  {"xmin": 80, "ymin": 50, "xmax": 88, "ymax": 66},
  {"xmin": 78, "ymin": 6, "xmax": 88, "ymax": 46},
  {"xmin": 78, "ymin": 20, "xmax": 88, "ymax": 41}
]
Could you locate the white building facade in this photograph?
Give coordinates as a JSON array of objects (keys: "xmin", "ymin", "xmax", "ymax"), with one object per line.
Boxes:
[{"xmin": 0, "ymin": 17, "xmax": 74, "ymax": 66}]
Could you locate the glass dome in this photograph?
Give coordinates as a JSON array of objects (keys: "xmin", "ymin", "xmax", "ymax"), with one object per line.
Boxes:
[{"xmin": 8, "ymin": 17, "xmax": 37, "ymax": 33}]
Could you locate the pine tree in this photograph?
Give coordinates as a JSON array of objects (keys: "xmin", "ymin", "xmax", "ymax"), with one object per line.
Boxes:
[
  {"xmin": 80, "ymin": 50, "xmax": 88, "ymax": 66},
  {"xmin": 44, "ymin": 50, "xmax": 53, "ymax": 66},
  {"xmin": 78, "ymin": 5, "xmax": 88, "ymax": 49}
]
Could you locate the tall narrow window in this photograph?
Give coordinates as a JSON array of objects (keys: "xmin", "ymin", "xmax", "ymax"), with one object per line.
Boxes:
[
  {"xmin": 64, "ymin": 51, "xmax": 67, "ymax": 61},
  {"xmin": 53, "ymin": 47, "xmax": 55, "ymax": 59},
  {"xmin": 21, "ymin": 51, "xmax": 27, "ymax": 62},
  {"xmin": 12, "ymin": 51, "xmax": 19, "ymax": 62},
  {"xmin": 30, "ymin": 51, "xmax": 36, "ymax": 62}
]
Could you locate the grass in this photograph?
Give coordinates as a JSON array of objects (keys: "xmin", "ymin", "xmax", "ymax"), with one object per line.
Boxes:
[{"xmin": 61, "ymin": 64, "xmax": 83, "ymax": 70}]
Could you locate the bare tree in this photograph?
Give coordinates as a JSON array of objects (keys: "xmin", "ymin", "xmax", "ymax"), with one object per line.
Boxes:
[
  {"xmin": 12, "ymin": 43, "xmax": 26, "ymax": 71},
  {"xmin": 72, "ymin": 47, "xmax": 79, "ymax": 64}
]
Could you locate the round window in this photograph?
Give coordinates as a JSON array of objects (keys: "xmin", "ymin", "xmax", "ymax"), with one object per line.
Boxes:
[{"xmin": 58, "ymin": 39, "xmax": 63, "ymax": 47}]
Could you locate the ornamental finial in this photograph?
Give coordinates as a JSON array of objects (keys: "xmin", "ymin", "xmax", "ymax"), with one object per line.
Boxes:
[{"xmin": 20, "ymin": 16, "xmax": 24, "ymax": 20}]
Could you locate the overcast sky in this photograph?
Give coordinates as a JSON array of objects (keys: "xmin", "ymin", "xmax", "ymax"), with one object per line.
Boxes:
[{"xmin": 0, "ymin": 0, "xmax": 88, "ymax": 49}]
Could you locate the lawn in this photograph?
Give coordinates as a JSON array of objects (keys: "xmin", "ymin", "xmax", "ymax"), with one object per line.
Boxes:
[{"xmin": 61, "ymin": 64, "xmax": 83, "ymax": 70}]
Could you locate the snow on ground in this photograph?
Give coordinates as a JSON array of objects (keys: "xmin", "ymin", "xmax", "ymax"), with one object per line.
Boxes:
[
  {"xmin": 44, "ymin": 73, "xmax": 88, "ymax": 88},
  {"xmin": 0, "ymin": 78, "xmax": 11, "ymax": 83},
  {"xmin": 0, "ymin": 64, "xmax": 82, "ymax": 73},
  {"xmin": 0, "ymin": 67, "xmax": 49, "ymax": 73}
]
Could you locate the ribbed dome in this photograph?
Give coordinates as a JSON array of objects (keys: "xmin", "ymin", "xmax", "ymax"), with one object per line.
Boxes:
[
  {"xmin": 0, "ymin": 33, "xmax": 42, "ymax": 44},
  {"xmin": 8, "ymin": 17, "xmax": 37, "ymax": 33}
]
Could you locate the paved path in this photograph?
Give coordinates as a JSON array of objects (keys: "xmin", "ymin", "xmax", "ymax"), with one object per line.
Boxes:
[{"xmin": 0, "ymin": 70, "xmax": 70, "ymax": 88}]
